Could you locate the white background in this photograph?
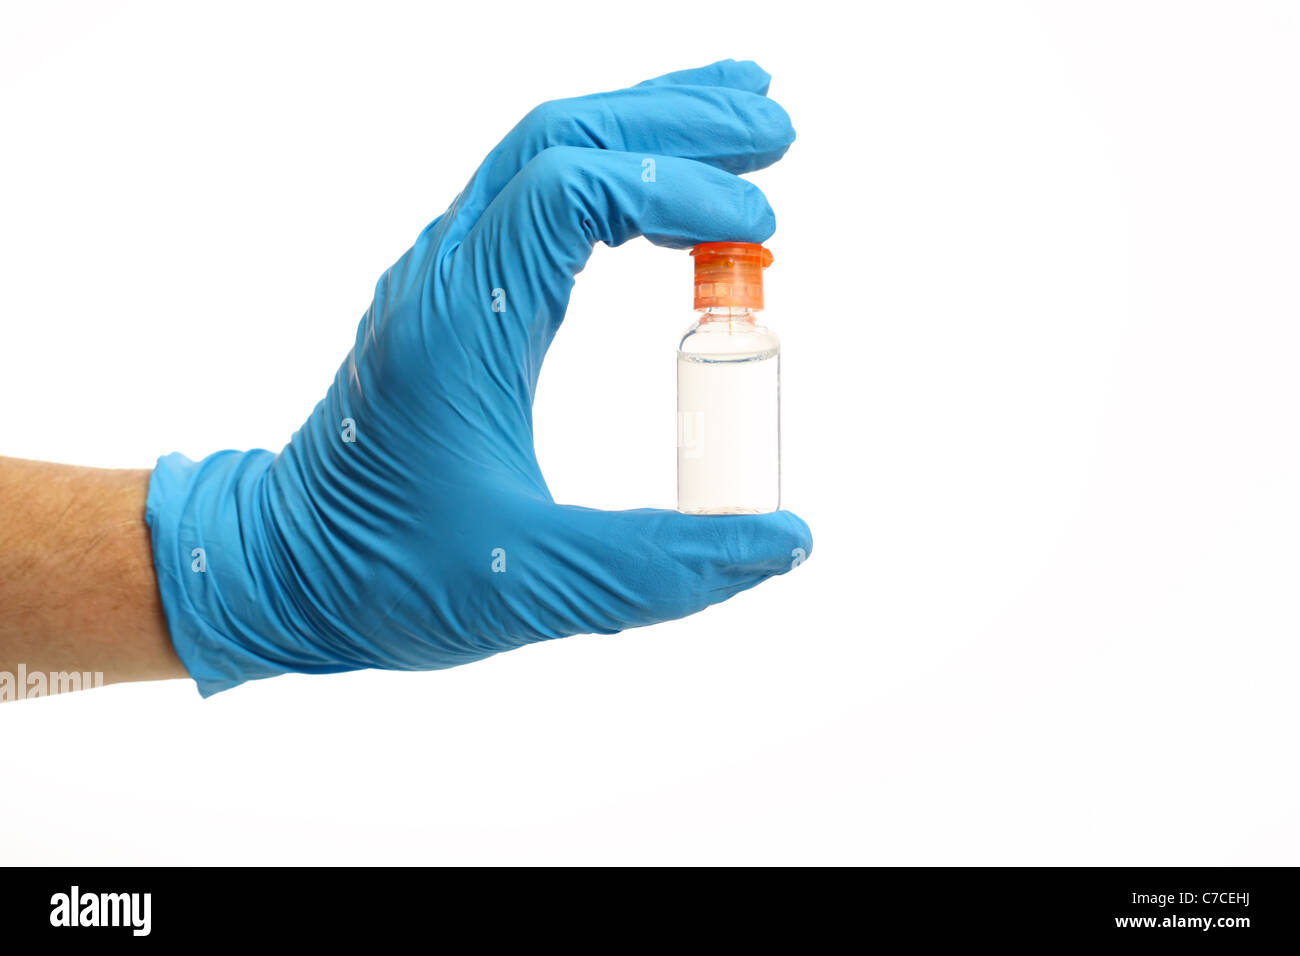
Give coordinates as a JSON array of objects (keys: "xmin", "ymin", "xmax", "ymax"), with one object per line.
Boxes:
[{"xmin": 1, "ymin": 1, "xmax": 1297, "ymax": 864}]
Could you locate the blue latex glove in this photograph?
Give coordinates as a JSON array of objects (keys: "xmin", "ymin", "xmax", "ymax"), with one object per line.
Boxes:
[{"xmin": 146, "ymin": 59, "xmax": 812, "ymax": 696}]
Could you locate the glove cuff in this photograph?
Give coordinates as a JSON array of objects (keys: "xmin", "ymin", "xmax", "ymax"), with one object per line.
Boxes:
[{"xmin": 146, "ymin": 450, "xmax": 349, "ymax": 696}]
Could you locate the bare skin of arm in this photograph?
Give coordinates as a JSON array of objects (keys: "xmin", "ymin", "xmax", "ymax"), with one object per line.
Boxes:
[{"xmin": 0, "ymin": 456, "xmax": 186, "ymax": 696}]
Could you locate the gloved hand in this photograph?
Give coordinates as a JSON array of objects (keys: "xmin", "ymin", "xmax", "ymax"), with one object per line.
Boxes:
[{"xmin": 146, "ymin": 59, "xmax": 812, "ymax": 696}]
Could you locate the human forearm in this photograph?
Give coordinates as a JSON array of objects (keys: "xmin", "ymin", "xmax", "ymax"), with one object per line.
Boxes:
[{"xmin": 0, "ymin": 456, "xmax": 185, "ymax": 695}]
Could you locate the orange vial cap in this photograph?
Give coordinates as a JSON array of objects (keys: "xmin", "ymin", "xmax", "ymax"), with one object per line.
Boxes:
[{"xmin": 691, "ymin": 241, "xmax": 774, "ymax": 311}]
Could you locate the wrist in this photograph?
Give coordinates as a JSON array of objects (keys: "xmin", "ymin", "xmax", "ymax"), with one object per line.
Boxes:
[{"xmin": 0, "ymin": 457, "xmax": 184, "ymax": 691}]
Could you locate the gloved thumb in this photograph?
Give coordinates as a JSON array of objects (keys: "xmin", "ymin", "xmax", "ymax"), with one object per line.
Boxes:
[{"xmin": 541, "ymin": 505, "xmax": 812, "ymax": 637}]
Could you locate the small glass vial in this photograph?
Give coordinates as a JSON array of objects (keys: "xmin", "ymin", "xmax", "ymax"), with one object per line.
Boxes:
[{"xmin": 677, "ymin": 242, "xmax": 780, "ymax": 514}]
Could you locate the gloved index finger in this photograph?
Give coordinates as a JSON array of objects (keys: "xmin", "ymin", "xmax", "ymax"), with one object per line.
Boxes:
[
  {"xmin": 443, "ymin": 79, "xmax": 794, "ymax": 245},
  {"xmin": 634, "ymin": 58, "xmax": 773, "ymax": 95}
]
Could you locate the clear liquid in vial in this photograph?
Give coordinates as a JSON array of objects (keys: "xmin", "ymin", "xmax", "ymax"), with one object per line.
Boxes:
[{"xmin": 677, "ymin": 344, "xmax": 780, "ymax": 514}]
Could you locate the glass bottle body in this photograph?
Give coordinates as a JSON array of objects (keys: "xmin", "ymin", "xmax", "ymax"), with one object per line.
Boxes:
[{"xmin": 677, "ymin": 307, "xmax": 781, "ymax": 515}]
